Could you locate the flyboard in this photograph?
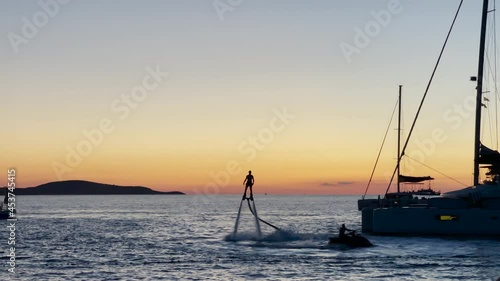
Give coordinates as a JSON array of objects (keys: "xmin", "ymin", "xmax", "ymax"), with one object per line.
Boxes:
[{"xmin": 232, "ymin": 190, "xmax": 280, "ymax": 239}]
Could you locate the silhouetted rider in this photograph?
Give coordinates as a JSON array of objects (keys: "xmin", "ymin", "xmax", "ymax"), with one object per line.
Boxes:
[
  {"xmin": 339, "ymin": 224, "xmax": 354, "ymax": 238},
  {"xmin": 243, "ymin": 170, "xmax": 254, "ymax": 200}
]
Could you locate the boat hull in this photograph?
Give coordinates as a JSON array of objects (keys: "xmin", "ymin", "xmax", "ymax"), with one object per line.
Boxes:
[
  {"xmin": 372, "ymin": 207, "xmax": 500, "ymax": 235},
  {"xmin": 359, "ymin": 196, "xmax": 435, "ymax": 233},
  {"xmin": 361, "ymin": 207, "xmax": 375, "ymax": 232}
]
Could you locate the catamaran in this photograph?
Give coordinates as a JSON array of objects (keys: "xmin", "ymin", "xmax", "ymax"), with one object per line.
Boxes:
[
  {"xmin": 358, "ymin": 85, "xmax": 440, "ymax": 232},
  {"xmin": 359, "ymin": 0, "xmax": 500, "ymax": 236}
]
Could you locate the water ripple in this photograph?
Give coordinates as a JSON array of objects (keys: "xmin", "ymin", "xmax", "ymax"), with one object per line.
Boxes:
[{"xmin": 1, "ymin": 195, "xmax": 499, "ymax": 280}]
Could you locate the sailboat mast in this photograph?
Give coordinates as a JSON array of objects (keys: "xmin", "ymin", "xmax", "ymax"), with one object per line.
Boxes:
[
  {"xmin": 397, "ymin": 85, "xmax": 402, "ymax": 193},
  {"xmin": 474, "ymin": 0, "xmax": 490, "ymax": 186}
]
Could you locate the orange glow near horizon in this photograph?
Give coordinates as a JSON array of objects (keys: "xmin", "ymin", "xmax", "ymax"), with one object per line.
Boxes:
[
  {"xmin": 0, "ymin": 113, "xmax": 480, "ymax": 195},
  {"xmin": 1, "ymin": 153, "xmax": 476, "ymax": 195}
]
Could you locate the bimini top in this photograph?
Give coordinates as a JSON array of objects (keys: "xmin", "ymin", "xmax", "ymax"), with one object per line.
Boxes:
[{"xmin": 398, "ymin": 175, "xmax": 434, "ymax": 183}]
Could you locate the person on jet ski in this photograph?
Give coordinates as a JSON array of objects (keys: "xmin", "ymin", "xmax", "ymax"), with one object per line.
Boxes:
[{"xmin": 339, "ymin": 224, "xmax": 355, "ymax": 238}]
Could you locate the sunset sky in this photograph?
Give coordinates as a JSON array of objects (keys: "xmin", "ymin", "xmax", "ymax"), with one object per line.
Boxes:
[{"xmin": 1, "ymin": 0, "xmax": 499, "ymax": 195}]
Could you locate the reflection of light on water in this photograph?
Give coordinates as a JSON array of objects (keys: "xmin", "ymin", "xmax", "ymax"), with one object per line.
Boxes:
[
  {"xmin": 225, "ymin": 229, "xmax": 342, "ymax": 253},
  {"xmin": 10, "ymin": 195, "xmax": 500, "ymax": 280}
]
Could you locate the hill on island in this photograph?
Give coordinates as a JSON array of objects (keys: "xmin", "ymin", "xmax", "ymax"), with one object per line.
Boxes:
[{"xmin": 3, "ymin": 180, "xmax": 185, "ymax": 195}]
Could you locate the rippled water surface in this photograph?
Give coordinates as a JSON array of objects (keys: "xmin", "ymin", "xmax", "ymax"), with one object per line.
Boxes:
[{"xmin": 2, "ymin": 195, "xmax": 500, "ymax": 280}]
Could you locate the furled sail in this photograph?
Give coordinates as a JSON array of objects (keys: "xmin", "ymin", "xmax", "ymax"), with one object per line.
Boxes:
[
  {"xmin": 479, "ymin": 144, "xmax": 500, "ymax": 164},
  {"xmin": 398, "ymin": 175, "xmax": 434, "ymax": 183},
  {"xmin": 479, "ymin": 144, "xmax": 500, "ymax": 175}
]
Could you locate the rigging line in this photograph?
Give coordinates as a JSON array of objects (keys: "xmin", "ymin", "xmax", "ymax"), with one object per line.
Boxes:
[
  {"xmin": 485, "ymin": 1, "xmax": 500, "ymax": 149},
  {"xmin": 401, "ymin": 103, "xmax": 408, "ymax": 174},
  {"xmin": 246, "ymin": 199, "xmax": 280, "ymax": 231},
  {"xmin": 404, "ymin": 155, "xmax": 469, "ymax": 187},
  {"xmin": 485, "ymin": 48, "xmax": 496, "ymax": 89},
  {"xmin": 485, "ymin": 35, "xmax": 496, "ymax": 146},
  {"xmin": 494, "ymin": 0, "xmax": 498, "ymax": 149},
  {"xmin": 362, "ymin": 98, "xmax": 399, "ymax": 199},
  {"xmin": 384, "ymin": 0, "xmax": 464, "ymax": 196},
  {"xmin": 486, "ymin": 102, "xmax": 493, "ymax": 145},
  {"xmin": 486, "ymin": 52, "xmax": 494, "ymax": 83},
  {"xmin": 481, "ymin": 54, "xmax": 490, "ymax": 144}
]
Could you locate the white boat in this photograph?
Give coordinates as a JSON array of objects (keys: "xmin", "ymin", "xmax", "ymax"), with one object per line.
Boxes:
[
  {"xmin": 361, "ymin": 0, "xmax": 500, "ymax": 236},
  {"xmin": 0, "ymin": 188, "xmax": 10, "ymax": 220},
  {"xmin": 358, "ymin": 86, "xmax": 440, "ymax": 232}
]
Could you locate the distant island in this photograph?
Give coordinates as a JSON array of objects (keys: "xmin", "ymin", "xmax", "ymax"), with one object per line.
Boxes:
[{"xmin": 1, "ymin": 180, "xmax": 185, "ymax": 195}]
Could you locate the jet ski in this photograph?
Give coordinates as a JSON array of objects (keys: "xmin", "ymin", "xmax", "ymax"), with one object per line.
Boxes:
[{"xmin": 328, "ymin": 232, "xmax": 373, "ymax": 247}]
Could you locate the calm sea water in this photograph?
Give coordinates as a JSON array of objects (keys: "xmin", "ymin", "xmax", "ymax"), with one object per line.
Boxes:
[{"xmin": 1, "ymin": 195, "xmax": 500, "ymax": 280}]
